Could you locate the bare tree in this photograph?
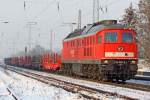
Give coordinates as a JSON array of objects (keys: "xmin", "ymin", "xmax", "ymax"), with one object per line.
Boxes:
[{"xmin": 138, "ymin": 0, "xmax": 150, "ymax": 64}]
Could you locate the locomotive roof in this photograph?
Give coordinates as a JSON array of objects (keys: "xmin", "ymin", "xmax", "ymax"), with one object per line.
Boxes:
[
  {"xmin": 64, "ymin": 22, "xmax": 125, "ymax": 41},
  {"xmin": 64, "ymin": 29, "xmax": 84, "ymax": 39}
]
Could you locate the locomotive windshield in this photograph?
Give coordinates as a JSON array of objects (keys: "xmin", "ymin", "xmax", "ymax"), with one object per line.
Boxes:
[
  {"xmin": 105, "ymin": 32, "xmax": 118, "ymax": 42},
  {"xmin": 122, "ymin": 32, "xmax": 133, "ymax": 43}
]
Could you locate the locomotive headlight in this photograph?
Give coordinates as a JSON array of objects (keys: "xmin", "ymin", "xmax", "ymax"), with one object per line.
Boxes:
[
  {"xmin": 104, "ymin": 60, "xmax": 108, "ymax": 64},
  {"xmin": 131, "ymin": 60, "xmax": 136, "ymax": 64}
]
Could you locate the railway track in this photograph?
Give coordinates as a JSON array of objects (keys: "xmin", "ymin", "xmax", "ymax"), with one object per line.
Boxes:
[
  {"xmin": 3, "ymin": 65, "xmax": 139, "ymax": 100},
  {"xmin": 101, "ymin": 80, "xmax": 150, "ymax": 92},
  {"xmin": 134, "ymin": 75, "xmax": 150, "ymax": 81},
  {"xmin": 7, "ymin": 88, "xmax": 19, "ymax": 100}
]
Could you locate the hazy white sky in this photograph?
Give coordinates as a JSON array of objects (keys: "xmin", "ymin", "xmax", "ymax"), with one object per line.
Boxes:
[{"xmin": 0, "ymin": 0, "xmax": 139, "ymax": 58}]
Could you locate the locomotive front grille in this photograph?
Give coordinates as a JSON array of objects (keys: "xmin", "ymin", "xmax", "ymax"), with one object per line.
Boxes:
[{"xmin": 114, "ymin": 60, "xmax": 130, "ymax": 64}]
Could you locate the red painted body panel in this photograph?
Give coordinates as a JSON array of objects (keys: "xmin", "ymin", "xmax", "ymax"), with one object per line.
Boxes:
[
  {"xmin": 23, "ymin": 56, "xmax": 32, "ymax": 67},
  {"xmin": 11, "ymin": 57, "xmax": 18, "ymax": 65},
  {"xmin": 62, "ymin": 29, "xmax": 138, "ymax": 62},
  {"xmin": 18, "ymin": 56, "xmax": 24, "ymax": 66}
]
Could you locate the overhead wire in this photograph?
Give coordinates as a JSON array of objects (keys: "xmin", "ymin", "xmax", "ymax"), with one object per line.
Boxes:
[{"xmin": 33, "ymin": 0, "xmax": 57, "ymax": 20}]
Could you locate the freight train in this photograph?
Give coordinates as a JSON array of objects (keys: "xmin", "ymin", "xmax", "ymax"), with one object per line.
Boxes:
[
  {"xmin": 4, "ymin": 52, "xmax": 61, "ymax": 71},
  {"xmin": 4, "ymin": 20, "xmax": 138, "ymax": 82}
]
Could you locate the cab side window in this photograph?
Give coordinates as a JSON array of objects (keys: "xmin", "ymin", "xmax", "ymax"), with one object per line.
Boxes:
[{"xmin": 98, "ymin": 36, "xmax": 102, "ymax": 44}]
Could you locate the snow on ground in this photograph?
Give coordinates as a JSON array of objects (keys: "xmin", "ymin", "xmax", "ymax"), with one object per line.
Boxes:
[
  {"xmin": 138, "ymin": 59, "xmax": 150, "ymax": 72},
  {"xmin": 0, "ymin": 67, "xmax": 128, "ymax": 100},
  {"xmin": 0, "ymin": 67, "xmax": 85, "ymax": 100},
  {"xmin": 0, "ymin": 79, "xmax": 14, "ymax": 100},
  {"xmin": 27, "ymin": 69, "xmax": 150, "ymax": 100},
  {"xmin": 48, "ymin": 75, "xmax": 150, "ymax": 100},
  {"xmin": 2, "ymin": 65, "xmax": 150, "ymax": 100}
]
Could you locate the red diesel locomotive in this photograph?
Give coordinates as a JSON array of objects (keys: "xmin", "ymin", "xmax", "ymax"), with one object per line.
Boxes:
[{"xmin": 62, "ymin": 20, "xmax": 138, "ymax": 81}]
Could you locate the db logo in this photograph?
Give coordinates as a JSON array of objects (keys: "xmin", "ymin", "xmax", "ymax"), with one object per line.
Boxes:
[{"xmin": 118, "ymin": 46, "xmax": 124, "ymax": 51}]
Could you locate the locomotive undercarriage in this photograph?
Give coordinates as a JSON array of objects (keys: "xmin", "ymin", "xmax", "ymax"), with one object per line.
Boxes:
[
  {"xmin": 104, "ymin": 64, "xmax": 137, "ymax": 82},
  {"xmin": 61, "ymin": 60, "xmax": 138, "ymax": 82}
]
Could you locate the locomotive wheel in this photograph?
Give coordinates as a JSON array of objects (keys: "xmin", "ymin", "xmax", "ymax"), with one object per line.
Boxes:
[
  {"xmin": 99, "ymin": 65, "xmax": 111, "ymax": 81},
  {"xmin": 82, "ymin": 64, "xmax": 100, "ymax": 80},
  {"xmin": 122, "ymin": 79, "xmax": 126, "ymax": 83},
  {"xmin": 106, "ymin": 72, "xmax": 113, "ymax": 82},
  {"xmin": 60, "ymin": 63, "xmax": 73, "ymax": 76},
  {"xmin": 67, "ymin": 64, "xmax": 72, "ymax": 75},
  {"xmin": 102, "ymin": 72, "xmax": 109, "ymax": 82},
  {"xmin": 98, "ymin": 66, "xmax": 104, "ymax": 81}
]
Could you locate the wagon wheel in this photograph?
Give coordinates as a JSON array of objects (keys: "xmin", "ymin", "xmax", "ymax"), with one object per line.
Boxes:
[
  {"xmin": 107, "ymin": 73, "xmax": 113, "ymax": 82},
  {"xmin": 101, "ymin": 72, "xmax": 109, "ymax": 82},
  {"xmin": 115, "ymin": 77, "xmax": 120, "ymax": 83}
]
